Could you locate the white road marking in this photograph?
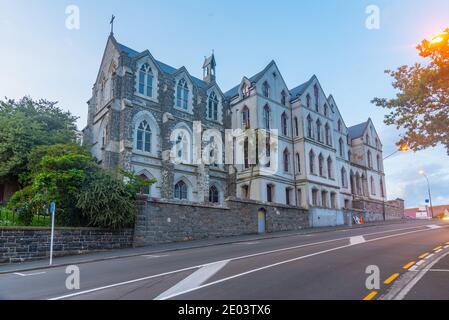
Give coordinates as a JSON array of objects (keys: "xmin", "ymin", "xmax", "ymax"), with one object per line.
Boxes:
[
  {"xmin": 426, "ymin": 224, "xmax": 442, "ymax": 229},
  {"xmin": 155, "ymin": 260, "xmax": 229, "ymax": 300},
  {"xmin": 234, "ymin": 242, "xmax": 260, "ymax": 245},
  {"xmin": 142, "ymin": 255, "xmax": 169, "ymax": 259},
  {"xmin": 350, "ymin": 236, "xmax": 366, "ymax": 245},
  {"xmin": 416, "ymin": 260, "xmax": 426, "ymax": 266},
  {"xmin": 444, "ymin": 245, "xmax": 449, "ymax": 249},
  {"xmin": 13, "ymin": 272, "xmax": 46, "ymax": 277},
  {"xmin": 425, "ymin": 254, "xmax": 435, "ymax": 260},
  {"xmin": 435, "ymin": 249, "xmax": 443, "ymax": 253},
  {"xmin": 428, "ymin": 269, "xmax": 449, "ymax": 272},
  {"xmin": 48, "ymin": 224, "xmax": 449, "ymax": 300},
  {"xmin": 409, "ymin": 266, "xmax": 418, "ymax": 272},
  {"xmin": 392, "ymin": 252, "xmax": 449, "ymax": 300}
]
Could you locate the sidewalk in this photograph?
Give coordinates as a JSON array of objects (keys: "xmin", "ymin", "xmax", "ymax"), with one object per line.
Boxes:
[{"xmin": 0, "ymin": 219, "xmax": 413, "ymax": 274}]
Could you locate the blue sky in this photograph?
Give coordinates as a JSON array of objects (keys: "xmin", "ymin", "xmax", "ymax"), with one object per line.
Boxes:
[{"xmin": 1, "ymin": 0, "xmax": 449, "ymax": 208}]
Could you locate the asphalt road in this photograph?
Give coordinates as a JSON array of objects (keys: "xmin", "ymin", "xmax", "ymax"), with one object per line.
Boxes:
[{"xmin": 1, "ymin": 220, "xmax": 449, "ymax": 300}]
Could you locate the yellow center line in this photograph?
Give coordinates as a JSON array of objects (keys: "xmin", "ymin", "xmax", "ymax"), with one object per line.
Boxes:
[
  {"xmin": 403, "ymin": 261, "xmax": 416, "ymax": 270},
  {"xmin": 363, "ymin": 291, "xmax": 378, "ymax": 301},
  {"xmin": 384, "ymin": 273, "xmax": 400, "ymax": 285},
  {"xmin": 434, "ymin": 246, "xmax": 443, "ymax": 251},
  {"xmin": 419, "ymin": 253, "xmax": 429, "ymax": 259}
]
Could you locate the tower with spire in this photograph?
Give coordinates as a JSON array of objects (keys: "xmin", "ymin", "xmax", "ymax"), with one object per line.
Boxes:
[{"xmin": 203, "ymin": 52, "xmax": 216, "ymax": 83}]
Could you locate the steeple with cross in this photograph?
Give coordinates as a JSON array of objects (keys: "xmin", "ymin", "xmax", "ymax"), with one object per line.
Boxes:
[{"xmin": 110, "ymin": 15, "xmax": 115, "ymax": 36}]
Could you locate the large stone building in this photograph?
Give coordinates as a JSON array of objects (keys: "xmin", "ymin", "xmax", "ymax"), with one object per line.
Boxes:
[{"xmin": 83, "ymin": 34, "xmax": 387, "ymax": 216}]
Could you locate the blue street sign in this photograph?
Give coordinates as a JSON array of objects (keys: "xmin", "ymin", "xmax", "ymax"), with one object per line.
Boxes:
[
  {"xmin": 425, "ymin": 199, "xmax": 430, "ymax": 204},
  {"xmin": 50, "ymin": 202, "xmax": 56, "ymax": 215}
]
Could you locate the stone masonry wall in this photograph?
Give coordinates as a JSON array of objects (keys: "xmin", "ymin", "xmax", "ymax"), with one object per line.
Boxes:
[
  {"xmin": 352, "ymin": 198, "xmax": 405, "ymax": 221},
  {"xmin": 134, "ymin": 196, "xmax": 309, "ymax": 247},
  {"xmin": 0, "ymin": 228, "xmax": 133, "ymax": 264}
]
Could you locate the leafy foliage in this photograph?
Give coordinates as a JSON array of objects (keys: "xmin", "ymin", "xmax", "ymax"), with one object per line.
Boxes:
[
  {"xmin": 372, "ymin": 28, "xmax": 449, "ymax": 154},
  {"xmin": 8, "ymin": 144, "xmax": 155, "ymax": 229},
  {"xmin": 0, "ymin": 97, "xmax": 78, "ymax": 184}
]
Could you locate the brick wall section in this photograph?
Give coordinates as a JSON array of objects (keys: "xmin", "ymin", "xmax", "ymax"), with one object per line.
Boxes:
[
  {"xmin": 134, "ymin": 196, "xmax": 309, "ymax": 247},
  {"xmin": 0, "ymin": 228, "xmax": 133, "ymax": 264}
]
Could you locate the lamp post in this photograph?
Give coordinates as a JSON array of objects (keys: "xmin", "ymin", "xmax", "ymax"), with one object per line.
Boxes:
[
  {"xmin": 419, "ymin": 170, "xmax": 434, "ymax": 219},
  {"xmin": 383, "ymin": 144, "xmax": 410, "ymax": 161}
]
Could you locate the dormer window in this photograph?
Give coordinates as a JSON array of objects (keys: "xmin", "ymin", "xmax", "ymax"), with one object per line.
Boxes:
[
  {"xmin": 242, "ymin": 83, "xmax": 250, "ymax": 98},
  {"xmin": 138, "ymin": 63, "xmax": 153, "ymax": 97},
  {"xmin": 176, "ymin": 78, "xmax": 189, "ymax": 110},
  {"xmin": 263, "ymin": 81, "xmax": 270, "ymax": 98},
  {"xmin": 208, "ymin": 91, "xmax": 219, "ymax": 121}
]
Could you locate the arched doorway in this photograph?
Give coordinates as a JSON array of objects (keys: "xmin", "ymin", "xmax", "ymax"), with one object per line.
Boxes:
[{"xmin": 258, "ymin": 208, "xmax": 267, "ymax": 234}]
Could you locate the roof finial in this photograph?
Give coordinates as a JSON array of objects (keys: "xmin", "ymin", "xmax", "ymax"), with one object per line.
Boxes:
[{"xmin": 110, "ymin": 14, "xmax": 116, "ymax": 36}]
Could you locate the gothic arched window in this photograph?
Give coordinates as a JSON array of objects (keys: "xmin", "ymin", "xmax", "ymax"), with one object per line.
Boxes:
[
  {"xmin": 316, "ymin": 120, "xmax": 322, "ymax": 142},
  {"xmin": 325, "ymin": 123, "xmax": 331, "ymax": 145},
  {"xmin": 242, "ymin": 105, "xmax": 250, "ymax": 129},
  {"xmin": 281, "ymin": 90, "xmax": 287, "ymax": 106},
  {"xmin": 208, "ymin": 91, "xmax": 219, "ymax": 121},
  {"xmin": 309, "ymin": 150, "xmax": 316, "ymax": 174},
  {"xmin": 281, "ymin": 112, "xmax": 288, "ymax": 136},
  {"xmin": 138, "ymin": 63, "xmax": 153, "ymax": 97},
  {"xmin": 174, "ymin": 181, "xmax": 188, "ymax": 200},
  {"xmin": 318, "ymin": 153, "xmax": 324, "ymax": 176},
  {"xmin": 263, "ymin": 104, "xmax": 271, "ymax": 130},
  {"xmin": 262, "ymin": 81, "xmax": 270, "ymax": 98},
  {"xmin": 175, "ymin": 131, "xmax": 190, "ymax": 163},
  {"xmin": 307, "ymin": 115, "xmax": 313, "ymax": 138},
  {"xmin": 136, "ymin": 120, "xmax": 152, "ymax": 153},
  {"xmin": 283, "ymin": 149, "xmax": 290, "ymax": 172},
  {"xmin": 209, "ymin": 186, "xmax": 219, "ymax": 203},
  {"xmin": 327, "ymin": 156, "xmax": 333, "ymax": 179},
  {"xmin": 176, "ymin": 78, "xmax": 189, "ymax": 110}
]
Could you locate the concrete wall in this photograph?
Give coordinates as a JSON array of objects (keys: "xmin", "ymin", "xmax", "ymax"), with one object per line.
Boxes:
[
  {"xmin": 0, "ymin": 227, "xmax": 133, "ymax": 264},
  {"xmin": 309, "ymin": 207, "xmax": 347, "ymax": 228},
  {"xmin": 134, "ymin": 196, "xmax": 309, "ymax": 247}
]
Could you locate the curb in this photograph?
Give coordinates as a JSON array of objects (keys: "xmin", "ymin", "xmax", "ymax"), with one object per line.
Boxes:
[{"xmin": 0, "ymin": 219, "xmax": 412, "ymax": 274}]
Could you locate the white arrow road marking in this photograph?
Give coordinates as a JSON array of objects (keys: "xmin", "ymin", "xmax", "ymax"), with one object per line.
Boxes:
[
  {"xmin": 350, "ymin": 236, "xmax": 366, "ymax": 245},
  {"xmin": 155, "ymin": 260, "xmax": 229, "ymax": 300},
  {"xmin": 426, "ymin": 225, "xmax": 442, "ymax": 229},
  {"xmin": 14, "ymin": 272, "xmax": 46, "ymax": 277}
]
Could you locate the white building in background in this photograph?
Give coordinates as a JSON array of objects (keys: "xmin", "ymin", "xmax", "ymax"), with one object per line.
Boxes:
[{"xmin": 85, "ymin": 35, "xmax": 387, "ymax": 212}]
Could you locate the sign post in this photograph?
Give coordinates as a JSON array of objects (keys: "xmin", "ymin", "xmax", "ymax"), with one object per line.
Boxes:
[{"xmin": 49, "ymin": 201, "xmax": 56, "ymax": 266}]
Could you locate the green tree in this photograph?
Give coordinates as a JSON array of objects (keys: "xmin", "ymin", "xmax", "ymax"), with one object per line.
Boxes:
[
  {"xmin": 0, "ymin": 97, "xmax": 78, "ymax": 185},
  {"xmin": 372, "ymin": 28, "xmax": 449, "ymax": 154}
]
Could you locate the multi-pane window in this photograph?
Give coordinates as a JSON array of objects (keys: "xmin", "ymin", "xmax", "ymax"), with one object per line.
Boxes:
[
  {"xmin": 174, "ymin": 181, "xmax": 188, "ymax": 200},
  {"xmin": 314, "ymin": 84, "xmax": 319, "ymax": 111},
  {"xmin": 283, "ymin": 149, "xmax": 290, "ymax": 172},
  {"xmin": 307, "ymin": 115, "xmax": 313, "ymax": 138},
  {"xmin": 309, "ymin": 150, "xmax": 316, "ymax": 174},
  {"xmin": 263, "ymin": 105, "xmax": 271, "ymax": 129},
  {"xmin": 296, "ymin": 153, "xmax": 301, "ymax": 173},
  {"xmin": 294, "ymin": 117, "xmax": 299, "ymax": 136},
  {"xmin": 327, "ymin": 156, "xmax": 333, "ymax": 179},
  {"xmin": 209, "ymin": 186, "xmax": 219, "ymax": 203},
  {"xmin": 281, "ymin": 113, "xmax": 288, "ymax": 136},
  {"xmin": 267, "ymin": 185, "xmax": 273, "ymax": 203},
  {"xmin": 325, "ymin": 123, "xmax": 331, "ymax": 146},
  {"xmin": 318, "ymin": 154, "xmax": 324, "ymax": 176},
  {"xmin": 263, "ymin": 81, "xmax": 270, "ymax": 98},
  {"xmin": 242, "ymin": 106, "xmax": 250, "ymax": 129},
  {"xmin": 138, "ymin": 63, "xmax": 153, "ymax": 97},
  {"xmin": 316, "ymin": 120, "xmax": 322, "ymax": 142},
  {"xmin": 339, "ymin": 138, "xmax": 344, "ymax": 157},
  {"xmin": 208, "ymin": 92, "xmax": 219, "ymax": 121},
  {"xmin": 176, "ymin": 78, "xmax": 189, "ymax": 110},
  {"xmin": 341, "ymin": 167, "xmax": 347, "ymax": 188},
  {"xmin": 136, "ymin": 120, "xmax": 152, "ymax": 153},
  {"xmin": 312, "ymin": 189, "xmax": 319, "ymax": 206},
  {"xmin": 175, "ymin": 132, "xmax": 189, "ymax": 162},
  {"xmin": 281, "ymin": 90, "xmax": 287, "ymax": 106},
  {"xmin": 306, "ymin": 94, "xmax": 311, "ymax": 108}
]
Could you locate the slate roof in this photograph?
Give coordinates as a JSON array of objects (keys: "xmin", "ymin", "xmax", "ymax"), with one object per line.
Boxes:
[
  {"xmin": 116, "ymin": 41, "xmax": 208, "ymax": 89},
  {"xmin": 348, "ymin": 121, "xmax": 369, "ymax": 140},
  {"xmin": 224, "ymin": 61, "xmax": 275, "ymax": 99},
  {"xmin": 289, "ymin": 76, "xmax": 316, "ymax": 101}
]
